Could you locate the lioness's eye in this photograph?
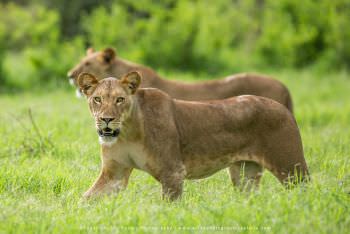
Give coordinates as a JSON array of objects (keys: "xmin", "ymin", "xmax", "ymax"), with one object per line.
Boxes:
[
  {"xmin": 94, "ymin": 97, "xmax": 101, "ymax": 103},
  {"xmin": 116, "ymin": 97, "xmax": 125, "ymax": 103}
]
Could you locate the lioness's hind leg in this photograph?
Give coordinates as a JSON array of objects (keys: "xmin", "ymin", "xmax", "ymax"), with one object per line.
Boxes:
[
  {"xmin": 274, "ymin": 163, "xmax": 310, "ymax": 188},
  {"xmin": 229, "ymin": 161, "xmax": 263, "ymax": 191}
]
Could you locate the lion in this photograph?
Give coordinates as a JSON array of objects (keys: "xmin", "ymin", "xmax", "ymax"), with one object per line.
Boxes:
[
  {"xmin": 68, "ymin": 48, "xmax": 293, "ymax": 112},
  {"xmin": 78, "ymin": 71, "xmax": 309, "ymax": 200}
]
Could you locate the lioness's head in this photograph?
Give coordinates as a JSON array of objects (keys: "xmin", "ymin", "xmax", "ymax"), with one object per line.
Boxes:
[
  {"xmin": 68, "ymin": 48, "xmax": 117, "ymax": 96},
  {"xmin": 78, "ymin": 71, "xmax": 141, "ymax": 145}
]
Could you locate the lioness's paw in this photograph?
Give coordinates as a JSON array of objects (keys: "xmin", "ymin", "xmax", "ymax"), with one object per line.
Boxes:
[{"xmin": 82, "ymin": 191, "xmax": 93, "ymax": 199}]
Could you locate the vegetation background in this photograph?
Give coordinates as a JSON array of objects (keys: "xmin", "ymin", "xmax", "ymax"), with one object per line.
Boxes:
[
  {"xmin": 0, "ymin": 0, "xmax": 349, "ymax": 233},
  {"xmin": 1, "ymin": 0, "xmax": 350, "ymax": 89}
]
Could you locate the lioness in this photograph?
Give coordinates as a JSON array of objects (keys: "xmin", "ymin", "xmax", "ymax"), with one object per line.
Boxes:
[
  {"xmin": 68, "ymin": 48, "xmax": 293, "ymax": 112},
  {"xmin": 78, "ymin": 71, "xmax": 309, "ymax": 200}
]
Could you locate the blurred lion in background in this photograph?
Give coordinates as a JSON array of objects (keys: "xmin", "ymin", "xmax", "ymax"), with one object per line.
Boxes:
[{"xmin": 68, "ymin": 48, "xmax": 294, "ymax": 112}]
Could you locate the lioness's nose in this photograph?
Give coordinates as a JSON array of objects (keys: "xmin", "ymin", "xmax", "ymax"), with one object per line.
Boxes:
[{"xmin": 101, "ymin": 118, "xmax": 115, "ymax": 124}]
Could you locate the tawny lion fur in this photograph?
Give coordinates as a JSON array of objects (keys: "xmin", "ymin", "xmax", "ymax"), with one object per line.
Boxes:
[{"xmin": 78, "ymin": 72, "xmax": 309, "ymax": 200}]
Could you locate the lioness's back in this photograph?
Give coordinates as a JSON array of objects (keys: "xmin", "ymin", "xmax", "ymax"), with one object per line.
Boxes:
[
  {"xmin": 135, "ymin": 88, "xmax": 296, "ymax": 156},
  {"xmin": 173, "ymin": 95, "xmax": 292, "ymax": 131},
  {"xmin": 136, "ymin": 88, "xmax": 292, "ymax": 132}
]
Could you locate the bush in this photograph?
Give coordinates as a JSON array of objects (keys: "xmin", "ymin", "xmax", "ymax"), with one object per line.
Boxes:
[
  {"xmin": 0, "ymin": 24, "xmax": 6, "ymax": 86},
  {"xmin": 23, "ymin": 39, "xmax": 84, "ymax": 86},
  {"xmin": 0, "ymin": 3, "xmax": 84, "ymax": 89},
  {"xmin": 1, "ymin": 0, "xmax": 350, "ymax": 89},
  {"xmin": 325, "ymin": 0, "xmax": 350, "ymax": 68},
  {"xmin": 82, "ymin": 0, "xmax": 350, "ymax": 72},
  {"xmin": 255, "ymin": 0, "xmax": 328, "ymax": 68},
  {"xmin": 82, "ymin": 0, "xmax": 259, "ymax": 73},
  {"xmin": 0, "ymin": 3, "xmax": 59, "ymax": 49}
]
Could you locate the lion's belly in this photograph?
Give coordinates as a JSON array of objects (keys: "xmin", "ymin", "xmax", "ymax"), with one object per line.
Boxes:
[{"xmin": 183, "ymin": 154, "xmax": 235, "ymax": 179}]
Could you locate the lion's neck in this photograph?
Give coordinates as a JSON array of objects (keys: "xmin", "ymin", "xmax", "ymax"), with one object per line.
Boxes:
[
  {"xmin": 110, "ymin": 57, "xmax": 221, "ymax": 100},
  {"xmin": 151, "ymin": 77, "xmax": 194, "ymax": 98},
  {"xmin": 116, "ymin": 97, "xmax": 143, "ymax": 142},
  {"xmin": 111, "ymin": 58, "xmax": 179, "ymax": 90},
  {"xmin": 109, "ymin": 59, "xmax": 135, "ymax": 79}
]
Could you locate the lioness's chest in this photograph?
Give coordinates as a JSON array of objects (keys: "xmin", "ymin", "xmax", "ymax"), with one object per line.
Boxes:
[{"xmin": 108, "ymin": 142, "xmax": 150, "ymax": 171}]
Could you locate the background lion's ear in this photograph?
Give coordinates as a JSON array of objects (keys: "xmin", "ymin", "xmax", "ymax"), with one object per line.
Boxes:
[
  {"xmin": 86, "ymin": 47, "xmax": 95, "ymax": 55},
  {"xmin": 121, "ymin": 71, "xmax": 141, "ymax": 94},
  {"xmin": 77, "ymin": 73, "xmax": 99, "ymax": 97},
  {"xmin": 101, "ymin": 47, "xmax": 116, "ymax": 63}
]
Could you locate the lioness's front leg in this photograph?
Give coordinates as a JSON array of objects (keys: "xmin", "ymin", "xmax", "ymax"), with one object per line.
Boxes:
[
  {"xmin": 160, "ymin": 172, "xmax": 184, "ymax": 201},
  {"xmin": 158, "ymin": 163, "xmax": 186, "ymax": 201},
  {"xmin": 83, "ymin": 162, "xmax": 132, "ymax": 199}
]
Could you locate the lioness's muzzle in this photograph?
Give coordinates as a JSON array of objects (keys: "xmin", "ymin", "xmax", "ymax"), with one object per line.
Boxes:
[
  {"xmin": 98, "ymin": 128, "xmax": 120, "ymax": 137},
  {"xmin": 69, "ymin": 78, "xmax": 75, "ymax": 86}
]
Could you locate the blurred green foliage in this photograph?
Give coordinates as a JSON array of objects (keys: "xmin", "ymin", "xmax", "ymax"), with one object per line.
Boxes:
[
  {"xmin": 0, "ymin": 0, "xmax": 350, "ymax": 89},
  {"xmin": 0, "ymin": 3, "xmax": 84, "ymax": 88}
]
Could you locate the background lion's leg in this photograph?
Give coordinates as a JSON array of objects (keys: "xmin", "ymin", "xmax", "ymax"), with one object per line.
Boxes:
[
  {"xmin": 229, "ymin": 161, "xmax": 263, "ymax": 191},
  {"xmin": 83, "ymin": 166, "xmax": 133, "ymax": 199}
]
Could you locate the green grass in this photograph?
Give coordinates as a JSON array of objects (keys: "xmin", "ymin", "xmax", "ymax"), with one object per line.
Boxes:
[{"xmin": 0, "ymin": 70, "xmax": 349, "ymax": 233}]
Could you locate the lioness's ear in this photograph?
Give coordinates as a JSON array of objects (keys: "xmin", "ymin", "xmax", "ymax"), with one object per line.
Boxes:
[
  {"xmin": 121, "ymin": 71, "xmax": 141, "ymax": 94},
  {"xmin": 86, "ymin": 47, "xmax": 95, "ymax": 55},
  {"xmin": 77, "ymin": 73, "xmax": 99, "ymax": 97},
  {"xmin": 102, "ymin": 47, "xmax": 116, "ymax": 63}
]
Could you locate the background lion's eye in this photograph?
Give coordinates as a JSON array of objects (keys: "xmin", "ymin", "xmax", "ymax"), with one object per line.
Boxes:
[
  {"xmin": 116, "ymin": 97, "xmax": 125, "ymax": 103},
  {"xmin": 94, "ymin": 97, "xmax": 101, "ymax": 103},
  {"xmin": 85, "ymin": 62, "xmax": 90, "ymax": 66}
]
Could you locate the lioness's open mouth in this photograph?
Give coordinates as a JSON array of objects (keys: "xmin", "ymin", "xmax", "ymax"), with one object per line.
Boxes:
[{"xmin": 97, "ymin": 128, "xmax": 120, "ymax": 137}]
